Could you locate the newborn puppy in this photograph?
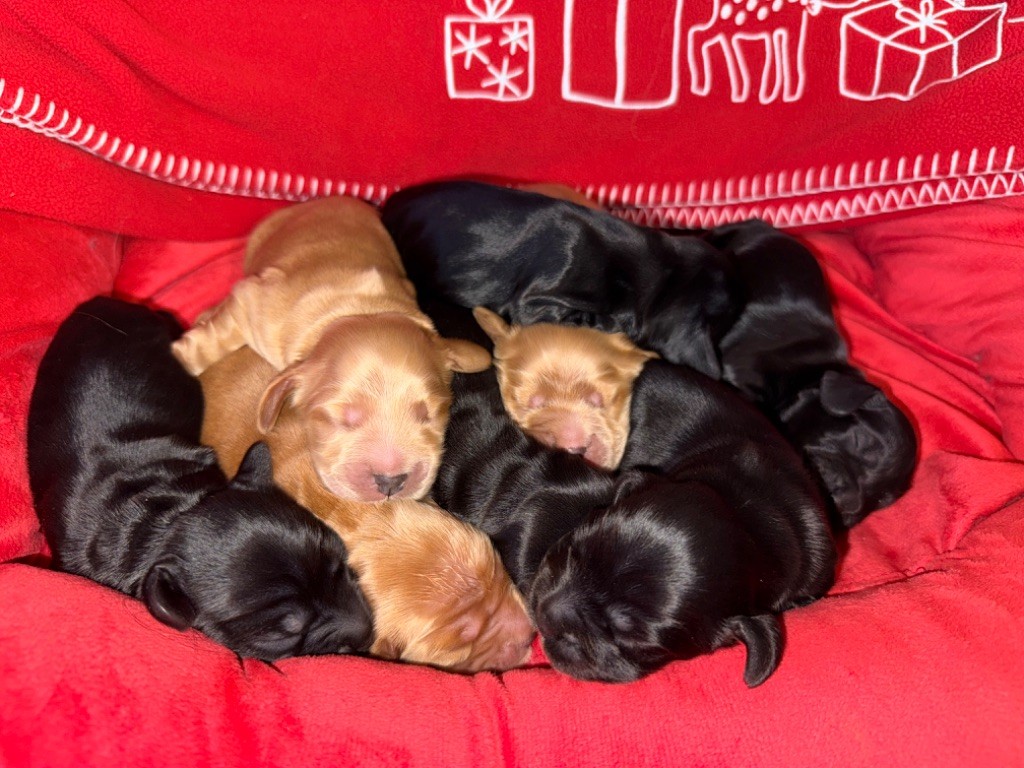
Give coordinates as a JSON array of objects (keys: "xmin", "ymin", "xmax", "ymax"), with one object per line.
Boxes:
[
  {"xmin": 200, "ymin": 347, "xmax": 534, "ymax": 673},
  {"xmin": 173, "ymin": 196, "xmax": 491, "ymax": 501},
  {"xmin": 702, "ymin": 219, "xmax": 917, "ymax": 527},
  {"xmin": 27, "ymin": 297, "xmax": 373, "ymax": 661},
  {"xmin": 382, "ymin": 181, "xmax": 736, "ymax": 377},
  {"xmin": 531, "ymin": 359, "xmax": 836, "ymax": 686},
  {"xmin": 472, "ymin": 306, "xmax": 656, "ymax": 469}
]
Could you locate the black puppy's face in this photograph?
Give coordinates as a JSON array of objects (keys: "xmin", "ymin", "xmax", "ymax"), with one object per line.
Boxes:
[
  {"xmin": 787, "ymin": 371, "xmax": 917, "ymax": 527},
  {"xmin": 530, "ymin": 489, "xmax": 702, "ymax": 683},
  {"xmin": 142, "ymin": 444, "xmax": 374, "ymax": 661},
  {"xmin": 531, "ymin": 479, "xmax": 785, "ymax": 686}
]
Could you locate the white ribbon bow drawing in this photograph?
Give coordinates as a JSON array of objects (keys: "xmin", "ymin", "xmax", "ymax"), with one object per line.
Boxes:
[{"xmin": 894, "ymin": 0, "xmax": 953, "ymax": 45}]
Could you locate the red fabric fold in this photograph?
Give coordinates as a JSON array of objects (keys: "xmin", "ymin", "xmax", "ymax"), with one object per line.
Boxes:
[{"xmin": 3, "ymin": 1, "xmax": 1023, "ymax": 238}]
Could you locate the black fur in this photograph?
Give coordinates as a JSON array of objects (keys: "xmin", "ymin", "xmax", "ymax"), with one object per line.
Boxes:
[
  {"xmin": 428, "ymin": 301, "xmax": 835, "ymax": 686},
  {"xmin": 702, "ymin": 220, "xmax": 917, "ymax": 526},
  {"xmin": 27, "ymin": 297, "xmax": 373, "ymax": 661},
  {"xmin": 382, "ymin": 180, "xmax": 737, "ymax": 377},
  {"xmin": 531, "ymin": 360, "xmax": 835, "ymax": 686},
  {"xmin": 383, "ymin": 181, "xmax": 916, "ymax": 526}
]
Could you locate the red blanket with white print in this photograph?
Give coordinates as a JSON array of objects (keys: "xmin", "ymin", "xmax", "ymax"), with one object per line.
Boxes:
[
  {"xmin": 2, "ymin": 3, "xmax": 1024, "ymax": 765},
  {"xmin": 1, "ymin": 0, "xmax": 1023, "ymax": 238}
]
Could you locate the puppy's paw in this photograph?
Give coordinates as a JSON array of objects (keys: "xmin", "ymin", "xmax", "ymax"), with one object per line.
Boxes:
[{"xmin": 170, "ymin": 333, "xmax": 211, "ymax": 376}]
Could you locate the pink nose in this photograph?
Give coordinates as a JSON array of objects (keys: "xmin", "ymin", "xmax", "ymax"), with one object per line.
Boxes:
[{"xmin": 553, "ymin": 423, "xmax": 590, "ymax": 454}]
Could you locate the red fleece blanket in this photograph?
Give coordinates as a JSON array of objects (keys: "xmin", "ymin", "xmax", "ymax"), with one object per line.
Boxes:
[
  {"xmin": 1, "ymin": 198, "xmax": 1023, "ymax": 767},
  {"xmin": 3, "ymin": 1, "xmax": 1024, "ymax": 238},
  {"xmin": 2, "ymin": 1, "xmax": 1024, "ymax": 763}
]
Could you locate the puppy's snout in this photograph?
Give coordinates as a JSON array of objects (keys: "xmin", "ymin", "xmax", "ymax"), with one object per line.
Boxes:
[
  {"xmin": 552, "ymin": 421, "xmax": 590, "ymax": 454},
  {"xmin": 373, "ymin": 472, "xmax": 408, "ymax": 497},
  {"xmin": 339, "ymin": 611, "xmax": 375, "ymax": 655},
  {"xmin": 534, "ymin": 592, "xmax": 580, "ymax": 639}
]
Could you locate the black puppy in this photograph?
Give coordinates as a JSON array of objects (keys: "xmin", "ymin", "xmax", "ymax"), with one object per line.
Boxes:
[
  {"xmin": 27, "ymin": 297, "xmax": 374, "ymax": 661},
  {"xmin": 703, "ymin": 220, "xmax": 917, "ymax": 527},
  {"xmin": 427, "ymin": 300, "xmax": 619, "ymax": 589},
  {"xmin": 428, "ymin": 301, "xmax": 835, "ymax": 686},
  {"xmin": 382, "ymin": 180, "xmax": 737, "ymax": 377},
  {"xmin": 531, "ymin": 360, "xmax": 836, "ymax": 686}
]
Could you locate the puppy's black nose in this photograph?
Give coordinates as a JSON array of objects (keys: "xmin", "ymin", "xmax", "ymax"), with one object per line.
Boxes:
[{"xmin": 373, "ymin": 473, "xmax": 408, "ymax": 497}]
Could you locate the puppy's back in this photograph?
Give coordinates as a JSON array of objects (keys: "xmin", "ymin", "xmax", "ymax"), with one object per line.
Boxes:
[
  {"xmin": 384, "ymin": 181, "xmax": 736, "ymax": 376},
  {"xmin": 245, "ymin": 196, "xmax": 403, "ymax": 277},
  {"xmin": 28, "ymin": 297, "xmax": 217, "ymax": 581},
  {"xmin": 621, "ymin": 359, "xmax": 836, "ymax": 607}
]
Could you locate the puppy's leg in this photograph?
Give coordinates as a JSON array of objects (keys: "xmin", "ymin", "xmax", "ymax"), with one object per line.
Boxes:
[{"xmin": 172, "ymin": 276, "xmax": 266, "ymax": 376}]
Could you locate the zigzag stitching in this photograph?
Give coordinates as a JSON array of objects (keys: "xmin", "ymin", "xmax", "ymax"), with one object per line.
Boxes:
[
  {"xmin": 0, "ymin": 79, "xmax": 389, "ymax": 204},
  {"xmin": 2, "ymin": 77, "xmax": 1022, "ymax": 227},
  {"xmin": 624, "ymin": 172, "xmax": 1024, "ymax": 229}
]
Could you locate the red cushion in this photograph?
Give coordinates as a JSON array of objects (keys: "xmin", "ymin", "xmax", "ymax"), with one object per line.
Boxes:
[
  {"xmin": 2, "ymin": 198, "xmax": 1023, "ymax": 765},
  {"xmin": 2, "ymin": 1, "xmax": 1023, "ymax": 239}
]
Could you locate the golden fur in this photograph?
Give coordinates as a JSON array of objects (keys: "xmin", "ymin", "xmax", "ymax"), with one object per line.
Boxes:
[
  {"xmin": 473, "ymin": 307, "xmax": 656, "ymax": 470},
  {"xmin": 173, "ymin": 196, "xmax": 491, "ymax": 501},
  {"xmin": 200, "ymin": 347, "xmax": 534, "ymax": 673}
]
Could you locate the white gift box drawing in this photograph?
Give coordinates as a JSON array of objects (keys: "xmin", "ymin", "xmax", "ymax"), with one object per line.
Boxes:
[
  {"xmin": 839, "ymin": 0, "xmax": 1006, "ymax": 101},
  {"xmin": 562, "ymin": 0, "xmax": 685, "ymax": 110},
  {"xmin": 445, "ymin": 0, "xmax": 535, "ymax": 102}
]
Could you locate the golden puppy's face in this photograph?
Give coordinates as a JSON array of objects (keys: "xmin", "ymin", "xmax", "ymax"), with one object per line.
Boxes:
[
  {"xmin": 258, "ymin": 315, "xmax": 490, "ymax": 502},
  {"xmin": 347, "ymin": 501, "xmax": 535, "ymax": 673},
  {"xmin": 474, "ymin": 307, "xmax": 656, "ymax": 470}
]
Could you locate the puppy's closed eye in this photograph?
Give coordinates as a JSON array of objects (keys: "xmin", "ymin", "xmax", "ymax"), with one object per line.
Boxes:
[
  {"xmin": 341, "ymin": 405, "xmax": 366, "ymax": 429},
  {"xmin": 526, "ymin": 394, "xmax": 547, "ymax": 409},
  {"xmin": 278, "ymin": 611, "xmax": 308, "ymax": 636},
  {"xmin": 606, "ymin": 604, "xmax": 637, "ymax": 635}
]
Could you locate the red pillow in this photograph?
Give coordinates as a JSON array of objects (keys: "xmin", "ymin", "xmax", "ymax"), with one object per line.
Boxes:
[{"xmin": 2, "ymin": 0, "xmax": 1022, "ymax": 239}]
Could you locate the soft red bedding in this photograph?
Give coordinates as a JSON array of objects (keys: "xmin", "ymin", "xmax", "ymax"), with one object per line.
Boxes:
[
  {"xmin": 3, "ymin": 1, "xmax": 1024, "ymax": 763},
  {"xmin": 1, "ymin": 197, "xmax": 1023, "ymax": 767}
]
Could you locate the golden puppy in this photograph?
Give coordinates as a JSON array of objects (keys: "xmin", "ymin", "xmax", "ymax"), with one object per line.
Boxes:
[
  {"xmin": 172, "ymin": 196, "xmax": 491, "ymax": 502},
  {"xmin": 200, "ymin": 347, "xmax": 535, "ymax": 673},
  {"xmin": 473, "ymin": 306, "xmax": 656, "ymax": 470}
]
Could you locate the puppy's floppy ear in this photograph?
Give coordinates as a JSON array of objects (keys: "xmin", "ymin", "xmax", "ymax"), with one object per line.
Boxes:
[
  {"xmin": 142, "ymin": 562, "xmax": 198, "ymax": 632},
  {"xmin": 725, "ymin": 614, "xmax": 783, "ymax": 687},
  {"xmin": 440, "ymin": 337, "xmax": 492, "ymax": 373},
  {"xmin": 819, "ymin": 370, "xmax": 884, "ymax": 417},
  {"xmin": 472, "ymin": 306, "xmax": 513, "ymax": 344},
  {"xmin": 257, "ymin": 363, "xmax": 304, "ymax": 433},
  {"xmin": 232, "ymin": 441, "xmax": 276, "ymax": 490}
]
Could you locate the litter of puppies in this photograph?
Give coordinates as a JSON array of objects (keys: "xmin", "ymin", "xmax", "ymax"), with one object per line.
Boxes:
[{"xmin": 27, "ymin": 182, "xmax": 917, "ymax": 686}]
